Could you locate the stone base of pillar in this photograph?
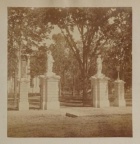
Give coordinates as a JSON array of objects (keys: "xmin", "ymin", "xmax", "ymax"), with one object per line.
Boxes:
[
  {"xmin": 114, "ymin": 99, "xmax": 126, "ymax": 107},
  {"xmin": 93, "ymin": 99, "xmax": 110, "ymax": 108},
  {"xmin": 13, "ymin": 99, "xmax": 17, "ymax": 108},
  {"xmin": 40, "ymin": 101, "xmax": 46, "ymax": 110},
  {"xmin": 44, "ymin": 101, "xmax": 60, "ymax": 110},
  {"xmin": 99, "ymin": 100, "xmax": 110, "ymax": 108},
  {"xmin": 19, "ymin": 78, "xmax": 29, "ymax": 111},
  {"xmin": 19, "ymin": 101, "xmax": 29, "ymax": 110},
  {"xmin": 41, "ymin": 102, "xmax": 60, "ymax": 110}
]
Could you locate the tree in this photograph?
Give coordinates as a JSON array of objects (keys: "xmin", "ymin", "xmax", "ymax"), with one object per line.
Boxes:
[
  {"xmin": 8, "ymin": 7, "xmax": 52, "ymax": 78},
  {"xmin": 8, "ymin": 7, "xmax": 52, "ymax": 102},
  {"xmin": 50, "ymin": 33, "xmax": 81, "ymax": 95},
  {"xmin": 101, "ymin": 8, "xmax": 132, "ymax": 88},
  {"xmin": 30, "ymin": 46, "xmax": 47, "ymax": 78}
]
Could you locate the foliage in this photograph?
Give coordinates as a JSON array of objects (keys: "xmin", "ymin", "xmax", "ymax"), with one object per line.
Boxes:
[
  {"xmin": 30, "ymin": 46, "xmax": 47, "ymax": 77},
  {"xmin": 102, "ymin": 8, "xmax": 132, "ymax": 88},
  {"xmin": 8, "ymin": 7, "xmax": 52, "ymax": 78}
]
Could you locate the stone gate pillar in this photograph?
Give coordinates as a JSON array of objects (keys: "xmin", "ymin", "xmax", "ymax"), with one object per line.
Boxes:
[
  {"xmin": 40, "ymin": 75, "xmax": 60, "ymax": 110},
  {"xmin": 19, "ymin": 55, "xmax": 30, "ymax": 110},
  {"xmin": 90, "ymin": 76, "xmax": 110, "ymax": 108},
  {"xmin": 114, "ymin": 80, "xmax": 126, "ymax": 106}
]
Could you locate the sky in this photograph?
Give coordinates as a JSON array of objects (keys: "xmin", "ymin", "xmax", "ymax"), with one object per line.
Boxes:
[{"xmin": 41, "ymin": 25, "xmax": 81, "ymax": 47}]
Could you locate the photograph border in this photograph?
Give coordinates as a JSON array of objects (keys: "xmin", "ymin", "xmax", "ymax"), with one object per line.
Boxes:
[{"xmin": 0, "ymin": 0, "xmax": 140, "ymax": 144}]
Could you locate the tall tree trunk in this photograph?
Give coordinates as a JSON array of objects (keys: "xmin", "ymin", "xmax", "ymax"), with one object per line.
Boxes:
[
  {"xmin": 14, "ymin": 68, "xmax": 18, "ymax": 108},
  {"xmin": 61, "ymin": 71, "xmax": 65, "ymax": 97},
  {"xmin": 82, "ymin": 48, "xmax": 88, "ymax": 106},
  {"xmin": 72, "ymin": 71, "xmax": 75, "ymax": 97}
]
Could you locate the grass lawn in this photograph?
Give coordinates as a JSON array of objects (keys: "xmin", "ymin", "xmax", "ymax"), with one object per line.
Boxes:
[{"xmin": 7, "ymin": 109, "xmax": 132, "ymax": 137}]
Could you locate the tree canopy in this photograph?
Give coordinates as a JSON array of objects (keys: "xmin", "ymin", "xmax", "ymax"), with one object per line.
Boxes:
[{"xmin": 8, "ymin": 7, "xmax": 52, "ymax": 78}]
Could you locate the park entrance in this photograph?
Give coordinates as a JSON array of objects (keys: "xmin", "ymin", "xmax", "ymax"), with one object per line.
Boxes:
[{"xmin": 8, "ymin": 52, "xmax": 131, "ymax": 111}]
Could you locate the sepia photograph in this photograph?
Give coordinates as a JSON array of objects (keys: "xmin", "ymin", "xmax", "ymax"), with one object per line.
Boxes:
[{"xmin": 7, "ymin": 7, "xmax": 132, "ymax": 137}]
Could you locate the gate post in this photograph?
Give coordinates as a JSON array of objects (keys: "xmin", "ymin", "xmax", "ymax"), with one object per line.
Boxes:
[
  {"xmin": 19, "ymin": 55, "xmax": 30, "ymax": 110},
  {"xmin": 90, "ymin": 76, "xmax": 110, "ymax": 108},
  {"xmin": 40, "ymin": 74, "xmax": 61, "ymax": 110},
  {"xmin": 114, "ymin": 80, "xmax": 126, "ymax": 107}
]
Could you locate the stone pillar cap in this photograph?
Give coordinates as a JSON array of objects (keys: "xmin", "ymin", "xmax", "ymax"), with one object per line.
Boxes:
[
  {"xmin": 39, "ymin": 72, "xmax": 60, "ymax": 79},
  {"xmin": 114, "ymin": 79, "xmax": 125, "ymax": 83},
  {"xmin": 20, "ymin": 78, "xmax": 30, "ymax": 82},
  {"xmin": 39, "ymin": 74, "xmax": 60, "ymax": 79},
  {"xmin": 39, "ymin": 75, "xmax": 46, "ymax": 78},
  {"xmin": 46, "ymin": 75, "xmax": 60, "ymax": 79},
  {"xmin": 90, "ymin": 74, "xmax": 110, "ymax": 80}
]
